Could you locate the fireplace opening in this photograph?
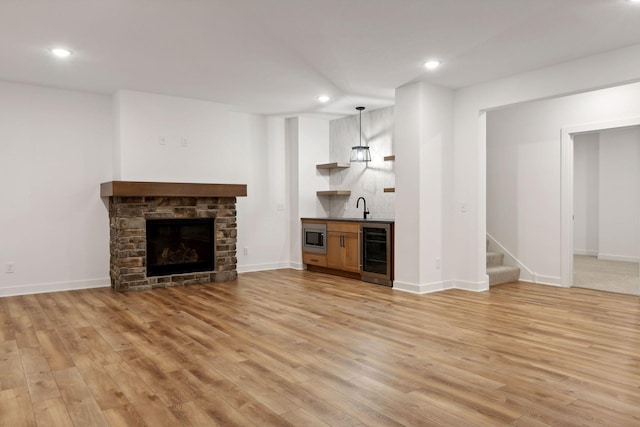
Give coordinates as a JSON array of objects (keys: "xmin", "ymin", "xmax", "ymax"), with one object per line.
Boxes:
[{"xmin": 146, "ymin": 218, "xmax": 215, "ymax": 277}]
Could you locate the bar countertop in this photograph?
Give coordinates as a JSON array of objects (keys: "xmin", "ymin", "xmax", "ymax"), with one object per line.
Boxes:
[{"xmin": 301, "ymin": 217, "xmax": 395, "ymax": 224}]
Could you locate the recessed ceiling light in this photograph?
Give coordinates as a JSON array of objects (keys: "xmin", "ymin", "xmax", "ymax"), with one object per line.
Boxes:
[
  {"xmin": 424, "ymin": 60, "xmax": 441, "ymax": 70},
  {"xmin": 628, "ymin": 0, "xmax": 640, "ymax": 3},
  {"xmin": 317, "ymin": 95, "xmax": 331, "ymax": 103},
  {"xmin": 49, "ymin": 47, "xmax": 73, "ymax": 58}
]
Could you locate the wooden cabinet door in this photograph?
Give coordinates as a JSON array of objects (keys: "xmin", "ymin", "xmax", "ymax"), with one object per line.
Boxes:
[
  {"xmin": 326, "ymin": 228, "xmax": 361, "ymax": 273},
  {"xmin": 326, "ymin": 231, "xmax": 344, "ymax": 270},
  {"xmin": 342, "ymin": 232, "xmax": 361, "ymax": 273}
]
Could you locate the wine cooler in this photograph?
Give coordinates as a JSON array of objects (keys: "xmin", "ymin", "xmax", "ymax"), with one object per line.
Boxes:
[{"xmin": 361, "ymin": 223, "xmax": 393, "ymax": 286}]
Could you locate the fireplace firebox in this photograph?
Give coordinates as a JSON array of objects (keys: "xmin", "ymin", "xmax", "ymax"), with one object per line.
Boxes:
[{"xmin": 146, "ymin": 218, "xmax": 215, "ymax": 277}]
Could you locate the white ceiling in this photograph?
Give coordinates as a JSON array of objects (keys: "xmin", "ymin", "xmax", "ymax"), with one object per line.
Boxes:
[{"xmin": 2, "ymin": 0, "xmax": 640, "ymax": 116}]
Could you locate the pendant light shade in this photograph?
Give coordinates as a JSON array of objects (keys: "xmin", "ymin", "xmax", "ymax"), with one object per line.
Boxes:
[
  {"xmin": 350, "ymin": 145, "xmax": 371, "ymax": 162},
  {"xmin": 350, "ymin": 106, "xmax": 371, "ymax": 162}
]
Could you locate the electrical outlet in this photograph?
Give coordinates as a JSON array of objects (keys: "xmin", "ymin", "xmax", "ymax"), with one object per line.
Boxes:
[
  {"xmin": 243, "ymin": 247, "xmax": 248, "ymax": 255},
  {"xmin": 180, "ymin": 137, "xmax": 188, "ymax": 147},
  {"xmin": 435, "ymin": 258, "xmax": 441, "ymax": 269},
  {"xmin": 158, "ymin": 136, "xmax": 166, "ymax": 145},
  {"xmin": 5, "ymin": 262, "xmax": 15, "ymax": 274}
]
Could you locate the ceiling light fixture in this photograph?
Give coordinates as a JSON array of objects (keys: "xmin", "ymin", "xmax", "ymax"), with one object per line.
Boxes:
[
  {"xmin": 317, "ymin": 95, "xmax": 331, "ymax": 103},
  {"xmin": 49, "ymin": 47, "xmax": 73, "ymax": 58},
  {"xmin": 424, "ymin": 59, "xmax": 441, "ymax": 70},
  {"xmin": 350, "ymin": 106, "xmax": 371, "ymax": 163}
]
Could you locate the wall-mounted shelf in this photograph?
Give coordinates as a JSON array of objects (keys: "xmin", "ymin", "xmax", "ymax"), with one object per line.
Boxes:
[
  {"xmin": 317, "ymin": 162, "xmax": 351, "ymax": 170},
  {"xmin": 384, "ymin": 156, "xmax": 395, "ymax": 192},
  {"xmin": 317, "ymin": 164, "xmax": 351, "ymax": 198},
  {"xmin": 317, "ymin": 190, "xmax": 351, "ymax": 196}
]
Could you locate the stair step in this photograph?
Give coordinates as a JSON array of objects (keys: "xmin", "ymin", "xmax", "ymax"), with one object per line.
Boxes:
[
  {"xmin": 486, "ymin": 252, "xmax": 504, "ymax": 267},
  {"xmin": 487, "ymin": 265, "xmax": 520, "ymax": 286}
]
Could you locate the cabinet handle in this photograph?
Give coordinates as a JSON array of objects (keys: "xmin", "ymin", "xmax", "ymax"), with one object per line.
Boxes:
[
  {"xmin": 310, "ymin": 258, "xmax": 318, "ymax": 262},
  {"xmin": 340, "ymin": 235, "xmax": 344, "ymax": 247}
]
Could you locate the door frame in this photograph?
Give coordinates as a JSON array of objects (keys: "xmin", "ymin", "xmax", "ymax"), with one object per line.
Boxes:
[{"xmin": 560, "ymin": 116, "xmax": 640, "ymax": 287}]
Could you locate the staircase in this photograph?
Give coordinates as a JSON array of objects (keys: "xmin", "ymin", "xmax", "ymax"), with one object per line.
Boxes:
[{"xmin": 487, "ymin": 250, "xmax": 520, "ymax": 286}]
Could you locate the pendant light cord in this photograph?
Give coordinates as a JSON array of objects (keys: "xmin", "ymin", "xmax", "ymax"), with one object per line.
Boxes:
[{"xmin": 356, "ymin": 106, "xmax": 365, "ymax": 147}]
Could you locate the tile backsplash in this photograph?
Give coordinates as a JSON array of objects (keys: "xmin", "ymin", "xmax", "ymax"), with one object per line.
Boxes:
[{"xmin": 327, "ymin": 106, "xmax": 395, "ymax": 219}]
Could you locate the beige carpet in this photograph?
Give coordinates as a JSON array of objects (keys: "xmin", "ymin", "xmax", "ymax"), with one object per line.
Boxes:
[{"xmin": 573, "ymin": 255, "xmax": 640, "ymax": 295}]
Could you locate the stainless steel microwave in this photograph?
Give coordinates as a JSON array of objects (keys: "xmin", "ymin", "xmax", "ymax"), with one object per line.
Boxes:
[{"xmin": 302, "ymin": 223, "xmax": 327, "ymax": 254}]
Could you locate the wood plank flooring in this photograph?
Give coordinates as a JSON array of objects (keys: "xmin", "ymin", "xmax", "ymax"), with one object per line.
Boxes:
[{"xmin": 1, "ymin": 269, "xmax": 640, "ymax": 426}]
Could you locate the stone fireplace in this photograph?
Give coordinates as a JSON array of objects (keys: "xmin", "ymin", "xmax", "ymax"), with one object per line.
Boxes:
[{"xmin": 101, "ymin": 181, "xmax": 247, "ymax": 292}]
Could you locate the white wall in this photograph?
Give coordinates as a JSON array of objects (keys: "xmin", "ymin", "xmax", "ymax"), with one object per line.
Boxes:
[
  {"xmin": 0, "ymin": 81, "xmax": 113, "ymax": 296},
  {"xmin": 297, "ymin": 117, "xmax": 331, "ymax": 219},
  {"xmin": 115, "ymin": 90, "xmax": 241, "ymax": 183},
  {"xmin": 394, "ymin": 82, "xmax": 454, "ymax": 293},
  {"xmin": 328, "ymin": 106, "xmax": 395, "ymax": 219},
  {"xmin": 598, "ymin": 126, "xmax": 640, "ymax": 262},
  {"xmin": 487, "ymin": 83, "xmax": 640, "ymax": 284},
  {"xmin": 285, "ymin": 116, "xmax": 331, "ymax": 268},
  {"xmin": 114, "ymin": 90, "xmax": 290, "ymax": 273},
  {"xmin": 573, "ymin": 133, "xmax": 599, "ymax": 256},
  {"xmin": 286, "ymin": 118, "xmax": 301, "ymax": 268},
  {"xmin": 235, "ymin": 114, "xmax": 290, "ymax": 272},
  {"xmin": 453, "ymin": 43, "xmax": 640, "ymax": 290}
]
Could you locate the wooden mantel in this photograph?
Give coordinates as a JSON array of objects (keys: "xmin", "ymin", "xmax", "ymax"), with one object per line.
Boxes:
[{"xmin": 100, "ymin": 181, "xmax": 247, "ymax": 198}]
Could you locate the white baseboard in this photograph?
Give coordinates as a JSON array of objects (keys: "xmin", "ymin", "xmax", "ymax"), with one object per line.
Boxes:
[
  {"xmin": 597, "ymin": 253, "xmax": 640, "ymax": 263},
  {"xmin": 393, "ymin": 280, "xmax": 454, "ymax": 294},
  {"xmin": 454, "ymin": 279, "xmax": 490, "ymax": 292},
  {"xmin": 520, "ymin": 275, "xmax": 562, "ymax": 287},
  {"xmin": 0, "ymin": 278, "xmax": 110, "ymax": 298},
  {"xmin": 393, "ymin": 279, "xmax": 489, "ymax": 294},
  {"xmin": 573, "ymin": 249, "xmax": 598, "ymax": 256},
  {"xmin": 237, "ymin": 262, "xmax": 294, "ymax": 273},
  {"xmin": 290, "ymin": 262, "xmax": 304, "ymax": 271}
]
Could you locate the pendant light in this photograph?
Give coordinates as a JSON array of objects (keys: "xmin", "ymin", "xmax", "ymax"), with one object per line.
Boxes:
[{"xmin": 350, "ymin": 106, "xmax": 371, "ymax": 162}]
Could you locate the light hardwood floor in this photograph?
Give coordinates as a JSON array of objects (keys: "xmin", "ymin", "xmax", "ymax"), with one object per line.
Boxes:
[{"xmin": 1, "ymin": 269, "xmax": 640, "ymax": 426}]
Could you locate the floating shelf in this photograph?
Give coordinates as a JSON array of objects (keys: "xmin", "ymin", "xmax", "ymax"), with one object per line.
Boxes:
[
  {"xmin": 316, "ymin": 162, "xmax": 351, "ymax": 170},
  {"xmin": 384, "ymin": 155, "xmax": 396, "ymax": 161},
  {"xmin": 384, "ymin": 188, "xmax": 395, "ymax": 193},
  {"xmin": 317, "ymin": 190, "xmax": 351, "ymax": 196}
]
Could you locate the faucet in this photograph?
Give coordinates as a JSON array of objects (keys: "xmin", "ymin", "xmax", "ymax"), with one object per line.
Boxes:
[{"xmin": 356, "ymin": 197, "xmax": 370, "ymax": 219}]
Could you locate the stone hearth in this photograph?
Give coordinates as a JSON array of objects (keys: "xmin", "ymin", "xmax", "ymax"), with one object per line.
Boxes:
[{"xmin": 101, "ymin": 181, "xmax": 247, "ymax": 292}]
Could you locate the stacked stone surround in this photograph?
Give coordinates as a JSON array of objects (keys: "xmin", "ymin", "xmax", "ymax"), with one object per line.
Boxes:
[{"xmin": 109, "ymin": 196, "xmax": 238, "ymax": 292}]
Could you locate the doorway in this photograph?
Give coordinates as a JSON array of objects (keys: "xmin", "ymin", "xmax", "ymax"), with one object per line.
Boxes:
[{"xmin": 562, "ymin": 120, "xmax": 640, "ymax": 295}]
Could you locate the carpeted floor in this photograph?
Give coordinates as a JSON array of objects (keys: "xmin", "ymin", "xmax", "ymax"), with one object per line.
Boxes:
[{"xmin": 573, "ymin": 255, "xmax": 640, "ymax": 295}]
